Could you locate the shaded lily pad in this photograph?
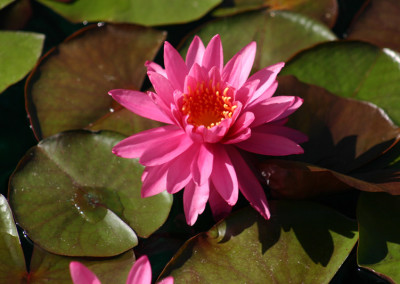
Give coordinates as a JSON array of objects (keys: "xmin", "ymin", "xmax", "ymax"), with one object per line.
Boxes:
[
  {"xmin": 180, "ymin": 10, "xmax": 336, "ymax": 69},
  {"xmin": 0, "ymin": 195, "xmax": 26, "ymax": 283},
  {"xmin": 259, "ymin": 159, "xmax": 400, "ymax": 200},
  {"xmin": 276, "ymin": 76, "xmax": 400, "ymax": 173},
  {"xmin": 348, "ymin": 0, "xmax": 400, "ymax": 52},
  {"xmin": 29, "ymin": 246, "xmax": 135, "ymax": 283},
  {"xmin": 0, "ymin": 31, "xmax": 44, "ymax": 94},
  {"xmin": 26, "ymin": 23, "xmax": 165, "ymax": 140},
  {"xmin": 213, "ymin": 0, "xmax": 338, "ymax": 27},
  {"xmin": 9, "ymin": 130, "xmax": 173, "ymax": 257},
  {"xmin": 36, "ymin": 0, "xmax": 222, "ymax": 26},
  {"xmin": 281, "ymin": 41, "xmax": 400, "ymax": 125},
  {"xmin": 160, "ymin": 202, "xmax": 358, "ymax": 283},
  {"xmin": 357, "ymin": 192, "xmax": 400, "ymax": 283}
]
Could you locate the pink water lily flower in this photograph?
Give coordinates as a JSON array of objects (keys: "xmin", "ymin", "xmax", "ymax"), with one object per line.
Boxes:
[
  {"xmin": 70, "ymin": 255, "xmax": 173, "ymax": 284},
  {"xmin": 110, "ymin": 34, "xmax": 306, "ymax": 225}
]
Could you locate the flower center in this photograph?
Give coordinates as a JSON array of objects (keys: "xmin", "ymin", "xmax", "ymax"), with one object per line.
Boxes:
[{"xmin": 181, "ymin": 81, "xmax": 237, "ymax": 128}]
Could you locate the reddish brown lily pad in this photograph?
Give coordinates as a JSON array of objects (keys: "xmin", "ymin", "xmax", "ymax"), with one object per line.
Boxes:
[
  {"xmin": 26, "ymin": 23, "xmax": 165, "ymax": 140},
  {"xmin": 276, "ymin": 76, "xmax": 400, "ymax": 173},
  {"xmin": 348, "ymin": 0, "xmax": 400, "ymax": 53}
]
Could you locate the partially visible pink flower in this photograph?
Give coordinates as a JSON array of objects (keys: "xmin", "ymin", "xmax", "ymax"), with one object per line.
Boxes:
[
  {"xmin": 69, "ymin": 255, "xmax": 173, "ymax": 284},
  {"xmin": 110, "ymin": 34, "xmax": 307, "ymax": 225}
]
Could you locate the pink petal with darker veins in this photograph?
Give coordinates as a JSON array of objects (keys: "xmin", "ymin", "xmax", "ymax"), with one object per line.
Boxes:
[
  {"xmin": 184, "ymin": 181, "xmax": 210, "ymax": 225},
  {"xmin": 254, "ymin": 124, "xmax": 308, "ymax": 144},
  {"xmin": 274, "ymin": 96, "xmax": 304, "ymax": 121},
  {"xmin": 108, "ymin": 89, "xmax": 172, "ymax": 124},
  {"xmin": 223, "ymin": 111, "xmax": 254, "ymax": 144},
  {"xmin": 141, "ymin": 164, "xmax": 169, "ymax": 198},
  {"xmin": 191, "ymin": 144, "xmax": 214, "ymax": 186},
  {"xmin": 186, "ymin": 35, "xmax": 205, "ymax": 70},
  {"xmin": 236, "ymin": 132, "xmax": 304, "ymax": 156},
  {"xmin": 69, "ymin": 262, "xmax": 101, "ymax": 284},
  {"xmin": 227, "ymin": 146, "xmax": 270, "ymax": 220},
  {"xmin": 126, "ymin": 256, "xmax": 152, "ymax": 284},
  {"xmin": 164, "ymin": 42, "xmax": 188, "ymax": 91},
  {"xmin": 222, "ymin": 41, "xmax": 256, "ymax": 89},
  {"xmin": 202, "ymin": 35, "xmax": 223, "ymax": 72},
  {"xmin": 112, "ymin": 125, "xmax": 183, "ymax": 159},
  {"xmin": 147, "ymin": 71, "xmax": 176, "ymax": 107}
]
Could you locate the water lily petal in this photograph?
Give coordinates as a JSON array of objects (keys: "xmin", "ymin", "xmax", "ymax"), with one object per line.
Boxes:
[
  {"xmin": 158, "ymin": 276, "xmax": 174, "ymax": 284},
  {"xmin": 249, "ymin": 96, "xmax": 296, "ymax": 127},
  {"xmin": 140, "ymin": 133, "xmax": 194, "ymax": 166},
  {"xmin": 69, "ymin": 262, "xmax": 101, "ymax": 284},
  {"xmin": 274, "ymin": 96, "xmax": 304, "ymax": 121},
  {"xmin": 254, "ymin": 124, "xmax": 308, "ymax": 144},
  {"xmin": 236, "ymin": 132, "xmax": 304, "ymax": 156},
  {"xmin": 186, "ymin": 35, "xmax": 205, "ymax": 70},
  {"xmin": 192, "ymin": 144, "xmax": 214, "ymax": 185},
  {"xmin": 109, "ymin": 89, "xmax": 172, "ymax": 124},
  {"xmin": 222, "ymin": 41, "xmax": 256, "ymax": 89},
  {"xmin": 224, "ymin": 111, "xmax": 254, "ymax": 143},
  {"xmin": 126, "ymin": 255, "xmax": 152, "ymax": 284},
  {"xmin": 148, "ymin": 71, "xmax": 176, "ymax": 107},
  {"xmin": 247, "ymin": 62, "xmax": 284, "ymax": 106},
  {"xmin": 141, "ymin": 164, "xmax": 168, "ymax": 197},
  {"xmin": 209, "ymin": 185, "xmax": 232, "ymax": 222},
  {"xmin": 210, "ymin": 145, "xmax": 238, "ymax": 205},
  {"xmin": 202, "ymin": 34, "xmax": 223, "ymax": 72},
  {"xmin": 145, "ymin": 60, "xmax": 166, "ymax": 77},
  {"xmin": 184, "ymin": 181, "xmax": 210, "ymax": 226},
  {"xmin": 112, "ymin": 125, "xmax": 183, "ymax": 159},
  {"xmin": 227, "ymin": 147, "xmax": 270, "ymax": 220},
  {"xmin": 164, "ymin": 41, "xmax": 188, "ymax": 91}
]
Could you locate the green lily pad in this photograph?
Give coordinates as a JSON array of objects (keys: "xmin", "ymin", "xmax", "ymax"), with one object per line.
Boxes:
[
  {"xmin": 0, "ymin": 31, "xmax": 44, "ymax": 94},
  {"xmin": 9, "ymin": 130, "xmax": 173, "ymax": 257},
  {"xmin": 29, "ymin": 246, "xmax": 135, "ymax": 283},
  {"xmin": 36, "ymin": 0, "xmax": 222, "ymax": 26},
  {"xmin": 213, "ymin": 0, "xmax": 338, "ymax": 28},
  {"xmin": 0, "ymin": 0, "xmax": 14, "ymax": 9},
  {"xmin": 180, "ymin": 10, "xmax": 336, "ymax": 69},
  {"xmin": 160, "ymin": 202, "xmax": 358, "ymax": 283},
  {"xmin": 357, "ymin": 192, "xmax": 400, "ymax": 283},
  {"xmin": 275, "ymin": 76, "xmax": 400, "ymax": 173},
  {"xmin": 348, "ymin": 0, "xmax": 400, "ymax": 52},
  {"xmin": 281, "ymin": 41, "xmax": 400, "ymax": 125},
  {"xmin": 0, "ymin": 194, "xmax": 26, "ymax": 283},
  {"xmin": 26, "ymin": 23, "xmax": 165, "ymax": 140}
]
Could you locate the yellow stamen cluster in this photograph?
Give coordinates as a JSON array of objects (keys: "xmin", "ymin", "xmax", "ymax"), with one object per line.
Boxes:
[{"xmin": 182, "ymin": 80, "xmax": 237, "ymax": 128}]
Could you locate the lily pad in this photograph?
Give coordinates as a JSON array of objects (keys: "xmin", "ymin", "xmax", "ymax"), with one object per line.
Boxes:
[
  {"xmin": 0, "ymin": 195, "xmax": 26, "ymax": 283},
  {"xmin": 357, "ymin": 192, "xmax": 400, "ymax": 283},
  {"xmin": 26, "ymin": 23, "xmax": 165, "ymax": 140},
  {"xmin": 9, "ymin": 130, "xmax": 173, "ymax": 257},
  {"xmin": 276, "ymin": 76, "xmax": 400, "ymax": 173},
  {"xmin": 348, "ymin": 0, "xmax": 400, "ymax": 52},
  {"xmin": 29, "ymin": 246, "xmax": 135, "ymax": 283},
  {"xmin": 160, "ymin": 202, "xmax": 358, "ymax": 283},
  {"xmin": 0, "ymin": 0, "xmax": 14, "ymax": 9},
  {"xmin": 281, "ymin": 41, "xmax": 400, "ymax": 125},
  {"xmin": 179, "ymin": 10, "xmax": 336, "ymax": 69},
  {"xmin": 36, "ymin": 0, "xmax": 222, "ymax": 26},
  {"xmin": 213, "ymin": 0, "xmax": 338, "ymax": 28},
  {"xmin": 0, "ymin": 31, "xmax": 44, "ymax": 94}
]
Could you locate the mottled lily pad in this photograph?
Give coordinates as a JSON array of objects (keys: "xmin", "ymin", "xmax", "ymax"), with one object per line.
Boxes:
[
  {"xmin": 357, "ymin": 192, "xmax": 400, "ymax": 283},
  {"xmin": 0, "ymin": 31, "xmax": 44, "ymax": 94},
  {"xmin": 26, "ymin": 23, "xmax": 165, "ymax": 140},
  {"xmin": 36, "ymin": 0, "xmax": 222, "ymax": 26},
  {"xmin": 180, "ymin": 10, "xmax": 336, "ymax": 70},
  {"xmin": 0, "ymin": 195, "xmax": 26, "ymax": 283},
  {"xmin": 9, "ymin": 130, "xmax": 173, "ymax": 257},
  {"xmin": 281, "ymin": 41, "xmax": 400, "ymax": 125},
  {"xmin": 160, "ymin": 202, "xmax": 358, "ymax": 283}
]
